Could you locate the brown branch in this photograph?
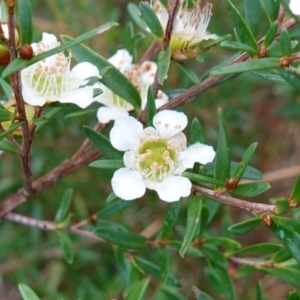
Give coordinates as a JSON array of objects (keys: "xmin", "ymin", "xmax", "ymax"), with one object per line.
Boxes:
[
  {"xmin": 8, "ymin": 5, "xmax": 33, "ymax": 194},
  {"xmin": 139, "ymin": 40, "xmax": 162, "ymax": 64},
  {"xmin": 192, "ymin": 185, "xmax": 276, "ymax": 213}
]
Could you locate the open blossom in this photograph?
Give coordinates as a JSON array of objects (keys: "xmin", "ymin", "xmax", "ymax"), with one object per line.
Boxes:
[
  {"xmin": 151, "ymin": 0, "xmax": 217, "ymax": 59},
  {"xmin": 110, "ymin": 110, "xmax": 216, "ymax": 202},
  {"xmin": 290, "ymin": 0, "xmax": 300, "ymax": 15},
  {"xmin": 21, "ymin": 32, "xmax": 101, "ymax": 108},
  {"xmin": 96, "ymin": 49, "xmax": 168, "ymax": 124}
]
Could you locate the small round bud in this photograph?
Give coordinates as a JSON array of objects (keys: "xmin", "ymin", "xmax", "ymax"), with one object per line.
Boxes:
[
  {"xmin": 262, "ymin": 214, "xmax": 272, "ymax": 227},
  {"xmin": 20, "ymin": 44, "xmax": 34, "ymax": 60},
  {"xmin": 280, "ymin": 57, "xmax": 292, "ymax": 67},
  {"xmin": 226, "ymin": 178, "xmax": 239, "ymax": 190},
  {"xmin": 258, "ymin": 48, "xmax": 268, "ymax": 58}
]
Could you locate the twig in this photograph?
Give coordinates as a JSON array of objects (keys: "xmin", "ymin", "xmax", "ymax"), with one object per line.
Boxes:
[
  {"xmin": 139, "ymin": 40, "xmax": 161, "ymax": 64},
  {"xmin": 229, "ymin": 256, "xmax": 274, "ymax": 268},
  {"xmin": 192, "ymin": 185, "xmax": 276, "ymax": 213}
]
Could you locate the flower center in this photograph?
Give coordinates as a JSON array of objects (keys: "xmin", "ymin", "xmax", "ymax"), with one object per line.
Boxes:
[{"xmin": 137, "ymin": 137, "xmax": 178, "ymax": 181}]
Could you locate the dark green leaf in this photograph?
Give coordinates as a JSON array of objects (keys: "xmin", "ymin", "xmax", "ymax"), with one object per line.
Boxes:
[
  {"xmin": 229, "ymin": 242, "xmax": 281, "ymax": 256},
  {"xmin": 0, "ymin": 140, "xmax": 18, "ymax": 154},
  {"xmin": 2, "ymin": 22, "xmax": 118, "ymax": 78},
  {"xmin": 269, "ymin": 246, "xmax": 293, "ymax": 263},
  {"xmin": 256, "ymin": 281, "xmax": 264, "ymax": 300},
  {"xmin": 89, "ymin": 159, "xmax": 124, "ymax": 169},
  {"xmin": 279, "ymin": 28, "xmax": 292, "ymax": 57},
  {"xmin": 214, "ymin": 108, "xmax": 230, "ymax": 189},
  {"xmin": 35, "ymin": 107, "xmax": 64, "ymax": 133},
  {"xmin": 17, "ymin": 0, "xmax": 33, "ymax": 45},
  {"xmin": 139, "ymin": 2, "xmax": 163, "ymax": 38},
  {"xmin": 220, "ymin": 41, "xmax": 257, "ymax": 54},
  {"xmin": 192, "ymin": 286, "xmax": 214, "ymax": 300},
  {"xmin": 64, "ymin": 108, "xmax": 97, "ymax": 119},
  {"xmin": 157, "ymin": 47, "xmax": 171, "ymax": 84},
  {"xmin": 134, "ymin": 256, "xmax": 161, "ymax": 279},
  {"xmin": 160, "ymin": 285, "xmax": 187, "ymax": 300},
  {"xmin": 94, "ymin": 228, "xmax": 147, "ymax": 250},
  {"xmin": 268, "ymin": 216, "xmax": 300, "ymax": 265},
  {"xmin": 287, "ymin": 290, "xmax": 300, "ymax": 300},
  {"xmin": 127, "ymin": 3, "xmax": 146, "ymax": 30},
  {"xmin": 56, "ymin": 230, "xmax": 74, "ymax": 264},
  {"xmin": 228, "ymin": 217, "xmax": 261, "ymax": 234},
  {"xmin": 114, "ymin": 247, "xmax": 131, "ymax": 284},
  {"xmin": 290, "ymin": 174, "xmax": 300, "ymax": 203},
  {"xmin": 177, "ymin": 63, "xmax": 200, "ymax": 85},
  {"xmin": 263, "ymin": 21, "xmax": 279, "ymax": 49},
  {"xmin": 83, "ymin": 126, "xmax": 122, "ymax": 159},
  {"xmin": 231, "ymin": 142, "xmax": 257, "ymax": 180},
  {"xmin": 168, "ymin": 240, "xmax": 202, "ymax": 258},
  {"xmin": 0, "ymin": 121, "xmax": 24, "ymax": 141},
  {"xmin": 183, "ymin": 172, "xmax": 225, "ymax": 186},
  {"xmin": 0, "ymin": 107, "xmax": 12, "ymax": 122},
  {"xmin": 198, "ymin": 205, "xmax": 209, "ymax": 236},
  {"xmin": 96, "ymin": 220, "xmax": 128, "ymax": 232},
  {"xmin": 271, "ymin": 197, "xmax": 290, "ymax": 214},
  {"xmin": 205, "ymin": 237, "xmax": 241, "ymax": 250},
  {"xmin": 200, "ymin": 244, "xmax": 228, "ymax": 268},
  {"xmin": 180, "ymin": 195, "xmax": 202, "ymax": 257},
  {"xmin": 211, "ymin": 58, "xmax": 280, "ymax": 76},
  {"xmin": 259, "ymin": 0, "xmax": 280, "ymax": 23},
  {"xmin": 191, "ymin": 118, "xmax": 205, "ymax": 144},
  {"xmin": 223, "ymin": 0, "xmax": 258, "ymax": 52},
  {"xmin": 18, "ymin": 284, "xmax": 40, "ymax": 300},
  {"xmin": 165, "ymin": 201, "xmax": 180, "ymax": 228},
  {"xmin": 279, "ymin": 67, "xmax": 300, "ymax": 92},
  {"xmin": 146, "ymin": 87, "xmax": 156, "ymax": 127},
  {"xmin": 244, "ymin": 0, "xmax": 261, "ymax": 36},
  {"xmin": 55, "ymin": 188, "xmax": 73, "ymax": 223},
  {"xmin": 253, "ymin": 70, "xmax": 286, "ymax": 83},
  {"xmin": 231, "ymin": 182, "xmax": 271, "ymax": 197},
  {"xmin": 106, "ymin": 192, "xmax": 119, "ymax": 203},
  {"xmin": 127, "ymin": 278, "xmax": 149, "ymax": 300},
  {"xmin": 0, "ymin": 77, "xmax": 12, "ymax": 99},
  {"xmin": 97, "ymin": 199, "xmax": 132, "ymax": 217}
]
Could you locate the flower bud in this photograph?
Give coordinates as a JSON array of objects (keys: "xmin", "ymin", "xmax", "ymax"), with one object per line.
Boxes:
[
  {"xmin": 20, "ymin": 44, "xmax": 34, "ymax": 60},
  {"xmin": 0, "ymin": 44, "xmax": 10, "ymax": 66},
  {"xmin": 0, "ymin": 22, "xmax": 20, "ymax": 47}
]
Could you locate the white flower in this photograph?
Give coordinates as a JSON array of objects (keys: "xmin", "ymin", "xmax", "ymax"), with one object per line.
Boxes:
[
  {"xmin": 151, "ymin": 1, "xmax": 217, "ymax": 51},
  {"xmin": 96, "ymin": 49, "xmax": 169, "ymax": 124},
  {"xmin": 110, "ymin": 110, "xmax": 216, "ymax": 202},
  {"xmin": 21, "ymin": 32, "xmax": 101, "ymax": 108},
  {"xmin": 290, "ymin": 0, "xmax": 300, "ymax": 15}
]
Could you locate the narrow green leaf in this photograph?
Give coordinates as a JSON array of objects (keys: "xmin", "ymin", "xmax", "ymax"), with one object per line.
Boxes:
[
  {"xmin": 176, "ymin": 62, "xmax": 200, "ymax": 85},
  {"xmin": 223, "ymin": 0, "xmax": 258, "ymax": 51},
  {"xmin": 17, "ymin": 0, "xmax": 33, "ymax": 45},
  {"xmin": 0, "ymin": 121, "xmax": 24, "ymax": 141},
  {"xmin": 61, "ymin": 35, "xmax": 141, "ymax": 110},
  {"xmin": 256, "ymin": 266, "xmax": 300, "ymax": 289},
  {"xmin": 165, "ymin": 201, "xmax": 180, "ymax": 228},
  {"xmin": 97, "ymin": 199, "xmax": 132, "ymax": 217},
  {"xmin": 160, "ymin": 285, "xmax": 188, "ymax": 300},
  {"xmin": 272, "ymin": 197, "xmax": 290, "ymax": 214},
  {"xmin": 200, "ymin": 244, "xmax": 228, "ymax": 268},
  {"xmin": 2, "ymin": 22, "xmax": 118, "ymax": 78},
  {"xmin": 18, "ymin": 284, "xmax": 40, "ymax": 300},
  {"xmin": 269, "ymin": 246, "xmax": 292, "ymax": 263},
  {"xmin": 262, "ymin": 21, "xmax": 279, "ymax": 49},
  {"xmin": 94, "ymin": 228, "xmax": 147, "ymax": 250},
  {"xmin": 228, "ymin": 243, "xmax": 281, "ymax": 256},
  {"xmin": 220, "ymin": 40, "xmax": 257, "ymax": 54},
  {"xmin": 35, "ymin": 107, "xmax": 64, "ymax": 133},
  {"xmin": 205, "ymin": 237, "xmax": 241, "ymax": 250},
  {"xmin": 56, "ymin": 231, "xmax": 74, "ymax": 264},
  {"xmin": 287, "ymin": 290, "xmax": 300, "ymax": 300},
  {"xmin": 256, "ymin": 281, "xmax": 264, "ymax": 300},
  {"xmin": 106, "ymin": 192, "xmax": 118, "ymax": 203},
  {"xmin": 139, "ymin": 2, "xmax": 164, "ymax": 38},
  {"xmin": 183, "ymin": 172, "xmax": 225, "ymax": 186},
  {"xmin": 191, "ymin": 118, "xmax": 205, "ymax": 144},
  {"xmin": 199, "ymin": 205, "xmax": 209, "ymax": 236},
  {"xmin": 134, "ymin": 257, "xmax": 161, "ymax": 279},
  {"xmin": 214, "ymin": 108, "xmax": 230, "ymax": 189},
  {"xmin": 0, "ymin": 107, "xmax": 12, "ymax": 121},
  {"xmin": 127, "ymin": 278, "xmax": 149, "ymax": 300},
  {"xmin": 211, "ymin": 58, "xmax": 280, "ymax": 76},
  {"xmin": 0, "ymin": 77, "xmax": 12, "ymax": 99},
  {"xmin": 146, "ymin": 86, "xmax": 156, "ymax": 127},
  {"xmin": 279, "ymin": 28, "xmax": 292, "ymax": 57},
  {"xmin": 127, "ymin": 3, "xmax": 146, "ymax": 30},
  {"xmin": 192, "ymin": 286, "xmax": 214, "ymax": 300},
  {"xmin": 268, "ymin": 216, "xmax": 300, "ymax": 265},
  {"xmin": 231, "ymin": 142, "xmax": 258, "ymax": 180},
  {"xmin": 0, "ymin": 140, "xmax": 18, "ymax": 154},
  {"xmin": 180, "ymin": 195, "xmax": 202, "ymax": 257},
  {"xmin": 55, "ymin": 189, "xmax": 73, "ymax": 223},
  {"xmin": 231, "ymin": 182, "xmax": 271, "ymax": 197},
  {"xmin": 279, "ymin": 67, "xmax": 300, "ymax": 92},
  {"xmin": 64, "ymin": 108, "xmax": 97, "ymax": 119},
  {"xmin": 157, "ymin": 47, "xmax": 171, "ymax": 84},
  {"xmin": 244, "ymin": 0, "xmax": 261, "ymax": 36},
  {"xmin": 259, "ymin": 0, "xmax": 280, "ymax": 23},
  {"xmin": 290, "ymin": 174, "xmax": 300, "ymax": 203},
  {"xmin": 228, "ymin": 217, "xmax": 261, "ymax": 234},
  {"xmin": 114, "ymin": 247, "xmax": 131, "ymax": 284},
  {"xmin": 89, "ymin": 159, "xmax": 124, "ymax": 169},
  {"xmin": 169, "ymin": 240, "xmax": 202, "ymax": 258},
  {"xmin": 83, "ymin": 126, "xmax": 122, "ymax": 159}
]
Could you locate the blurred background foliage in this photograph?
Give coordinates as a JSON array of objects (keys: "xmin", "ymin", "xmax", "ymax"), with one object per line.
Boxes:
[{"xmin": 1, "ymin": 0, "xmax": 300, "ymax": 299}]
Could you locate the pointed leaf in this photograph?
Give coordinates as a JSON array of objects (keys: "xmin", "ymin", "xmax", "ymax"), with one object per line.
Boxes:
[
  {"xmin": 192, "ymin": 286, "xmax": 214, "ymax": 300},
  {"xmin": 228, "ymin": 217, "xmax": 261, "ymax": 234},
  {"xmin": 54, "ymin": 189, "xmax": 73, "ymax": 223},
  {"xmin": 220, "ymin": 41, "xmax": 257, "ymax": 54},
  {"xmin": 127, "ymin": 278, "xmax": 149, "ymax": 300},
  {"xmin": 256, "ymin": 281, "xmax": 264, "ymax": 300},
  {"xmin": 177, "ymin": 62, "xmax": 200, "ymax": 85},
  {"xmin": 0, "ymin": 140, "xmax": 18, "ymax": 154},
  {"xmin": 259, "ymin": 0, "xmax": 280, "ymax": 23},
  {"xmin": 231, "ymin": 182, "xmax": 271, "ymax": 197},
  {"xmin": 165, "ymin": 201, "xmax": 180, "ymax": 228},
  {"xmin": 146, "ymin": 87, "xmax": 156, "ymax": 127},
  {"xmin": 263, "ymin": 21, "xmax": 279, "ymax": 49},
  {"xmin": 244, "ymin": 0, "xmax": 261, "ymax": 36},
  {"xmin": 89, "ymin": 159, "xmax": 124, "ymax": 169},
  {"xmin": 229, "ymin": 242, "xmax": 281, "ymax": 256},
  {"xmin": 183, "ymin": 172, "xmax": 225, "ymax": 186},
  {"xmin": 94, "ymin": 228, "xmax": 147, "ymax": 250},
  {"xmin": 0, "ymin": 107, "xmax": 12, "ymax": 122},
  {"xmin": 180, "ymin": 195, "xmax": 202, "ymax": 257},
  {"xmin": 279, "ymin": 67, "xmax": 300, "ymax": 92},
  {"xmin": 200, "ymin": 244, "xmax": 228, "ymax": 268},
  {"xmin": 205, "ymin": 237, "xmax": 241, "ymax": 250},
  {"xmin": 290, "ymin": 174, "xmax": 300, "ymax": 204},
  {"xmin": 97, "ymin": 199, "xmax": 132, "ymax": 217},
  {"xmin": 56, "ymin": 230, "xmax": 74, "ymax": 264},
  {"xmin": 157, "ymin": 47, "xmax": 171, "ymax": 84},
  {"xmin": 191, "ymin": 118, "xmax": 205, "ymax": 144},
  {"xmin": 17, "ymin": 0, "xmax": 33, "ymax": 45},
  {"xmin": 18, "ymin": 284, "xmax": 40, "ymax": 300},
  {"xmin": 134, "ymin": 257, "xmax": 161, "ymax": 279},
  {"xmin": 83, "ymin": 126, "xmax": 122, "ymax": 159},
  {"xmin": 287, "ymin": 290, "xmax": 300, "ymax": 300},
  {"xmin": 0, "ymin": 121, "xmax": 24, "ymax": 141},
  {"xmin": 279, "ymin": 28, "xmax": 292, "ymax": 57}
]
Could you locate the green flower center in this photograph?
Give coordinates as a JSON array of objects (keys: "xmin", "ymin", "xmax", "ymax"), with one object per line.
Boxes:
[{"xmin": 137, "ymin": 137, "xmax": 178, "ymax": 181}]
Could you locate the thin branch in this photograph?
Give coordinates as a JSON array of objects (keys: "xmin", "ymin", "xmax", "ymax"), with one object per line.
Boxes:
[
  {"xmin": 192, "ymin": 185, "xmax": 276, "ymax": 213},
  {"xmin": 139, "ymin": 40, "xmax": 161, "ymax": 64},
  {"xmin": 229, "ymin": 256, "xmax": 274, "ymax": 268}
]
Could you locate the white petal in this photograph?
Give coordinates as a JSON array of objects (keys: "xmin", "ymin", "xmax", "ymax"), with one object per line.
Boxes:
[
  {"xmin": 110, "ymin": 116, "xmax": 143, "ymax": 151},
  {"xmin": 112, "ymin": 168, "xmax": 146, "ymax": 200},
  {"xmin": 123, "ymin": 150, "xmax": 136, "ymax": 169},
  {"xmin": 140, "ymin": 61, "xmax": 157, "ymax": 85},
  {"xmin": 178, "ymin": 143, "xmax": 216, "ymax": 172},
  {"xmin": 155, "ymin": 176, "xmax": 191, "ymax": 202},
  {"xmin": 108, "ymin": 49, "xmax": 133, "ymax": 73},
  {"xmin": 155, "ymin": 90, "xmax": 169, "ymax": 109},
  {"xmin": 21, "ymin": 77, "xmax": 47, "ymax": 106},
  {"xmin": 153, "ymin": 110, "xmax": 188, "ymax": 139},
  {"xmin": 59, "ymin": 86, "xmax": 95, "ymax": 108},
  {"xmin": 168, "ymin": 132, "xmax": 187, "ymax": 151},
  {"xmin": 70, "ymin": 62, "xmax": 101, "ymax": 84},
  {"xmin": 97, "ymin": 106, "xmax": 129, "ymax": 124},
  {"xmin": 144, "ymin": 179, "xmax": 159, "ymax": 190},
  {"xmin": 41, "ymin": 32, "xmax": 58, "ymax": 49},
  {"xmin": 290, "ymin": 0, "xmax": 300, "ymax": 15}
]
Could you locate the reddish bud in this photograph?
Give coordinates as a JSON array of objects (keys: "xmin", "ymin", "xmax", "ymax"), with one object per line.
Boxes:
[
  {"xmin": 262, "ymin": 214, "xmax": 272, "ymax": 227},
  {"xmin": 20, "ymin": 44, "xmax": 34, "ymax": 60},
  {"xmin": 280, "ymin": 57, "xmax": 292, "ymax": 67},
  {"xmin": 258, "ymin": 48, "xmax": 268, "ymax": 58},
  {"xmin": 226, "ymin": 178, "xmax": 240, "ymax": 190}
]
